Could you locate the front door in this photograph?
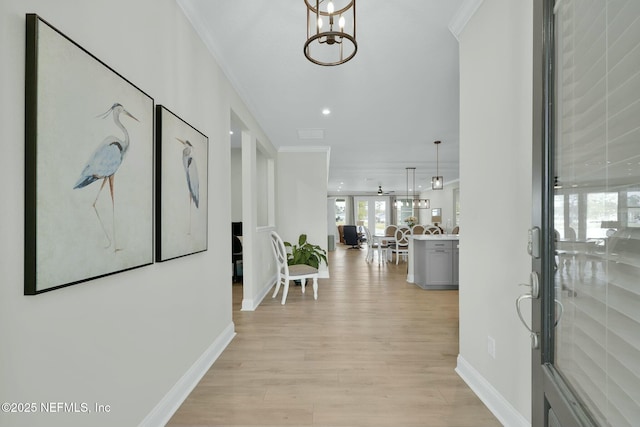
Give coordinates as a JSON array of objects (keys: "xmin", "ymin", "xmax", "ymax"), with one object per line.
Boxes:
[{"xmin": 531, "ymin": 0, "xmax": 640, "ymax": 425}]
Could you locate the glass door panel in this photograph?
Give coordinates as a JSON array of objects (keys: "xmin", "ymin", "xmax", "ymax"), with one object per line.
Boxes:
[
  {"xmin": 374, "ymin": 201, "xmax": 386, "ymax": 235},
  {"xmin": 533, "ymin": 0, "xmax": 640, "ymax": 425},
  {"xmin": 354, "ymin": 197, "xmax": 391, "ymax": 236}
]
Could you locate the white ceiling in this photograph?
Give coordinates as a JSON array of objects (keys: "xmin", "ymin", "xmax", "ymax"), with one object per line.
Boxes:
[{"xmin": 178, "ymin": 0, "xmax": 465, "ymax": 195}]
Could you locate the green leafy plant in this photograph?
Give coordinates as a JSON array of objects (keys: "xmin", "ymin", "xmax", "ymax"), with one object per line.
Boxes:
[{"xmin": 284, "ymin": 234, "xmax": 328, "ymax": 268}]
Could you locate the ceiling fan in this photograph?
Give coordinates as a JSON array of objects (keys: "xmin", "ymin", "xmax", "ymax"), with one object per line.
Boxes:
[{"xmin": 373, "ymin": 185, "xmax": 394, "ymax": 195}]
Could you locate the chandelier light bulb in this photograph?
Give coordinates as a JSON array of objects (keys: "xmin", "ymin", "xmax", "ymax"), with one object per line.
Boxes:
[
  {"xmin": 327, "ymin": 1, "xmax": 335, "ymax": 14},
  {"xmin": 318, "ymin": 17, "xmax": 323, "ymax": 30},
  {"xmin": 339, "ymin": 15, "xmax": 345, "ymax": 29}
]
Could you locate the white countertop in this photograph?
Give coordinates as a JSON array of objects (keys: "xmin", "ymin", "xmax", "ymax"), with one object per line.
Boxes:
[{"xmin": 411, "ymin": 235, "xmax": 459, "ymax": 241}]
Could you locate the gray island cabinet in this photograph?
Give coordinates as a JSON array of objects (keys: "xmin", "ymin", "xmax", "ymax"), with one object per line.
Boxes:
[{"xmin": 407, "ymin": 235, "xmax": 459, "ymax": 290}]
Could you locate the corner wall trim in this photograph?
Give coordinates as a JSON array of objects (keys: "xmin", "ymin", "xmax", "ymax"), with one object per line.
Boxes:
[
  {"xmin": 455, "ymin": 354, "xmax": 530, "ymax": 427},
  {"xmin": 242, "ymin": 273, "xmax": 277, "ymax": 311},
  {"xmin": 139, "ymin": 322, "xmax": 236, "ymax": 427},
  {"xmin": 448, "ymin": 0, "xmax": 485, "ymax": 40}
]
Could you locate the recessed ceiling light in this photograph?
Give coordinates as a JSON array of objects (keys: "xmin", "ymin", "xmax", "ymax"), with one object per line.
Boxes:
[
  {"xmin": 322, "ymin": 108, "xmax": 331, "ymax": 115},
  {"xmin": 229, "ymin": 131, "xmax": 234, "ymax": 135}
]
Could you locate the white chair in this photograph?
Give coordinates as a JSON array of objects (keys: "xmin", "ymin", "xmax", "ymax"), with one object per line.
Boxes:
[
  {"xmin": 364, "ymin": 226, "xmax": 388, "ymax": 265},
  {"xmin": 392, "ymin": 226, "xmax": 411, "ymax": 264},
  {"xmin": 424, "ymin": 225, "xmax": 442, "ymax": 235},
  {"xmin": 269, "ymin": 231, "xmax": 319, "ymax": 305}
]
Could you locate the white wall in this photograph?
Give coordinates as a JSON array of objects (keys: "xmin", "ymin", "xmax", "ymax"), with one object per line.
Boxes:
[
  {"xmin": 456, "ymin": 0, "xmax": 533, "ymax": 425},
  {"xmin": 418, "ymin": 181, "xmax": 459, "ymax": 231},
  {"xmin": 0, "ymin": 1, "xmax": 273, "ymax": 426},
  {"xmin": 231, "ymin": 148, "xmax": 242, "ymax": 222},
  {"xmin": 276, "ymin": 148, "xmax": 330, "ymax": 277},
  {"xmin": 239, "ymin": 132, "xmax": 278, "ymax": 311},
  {"xmin": 256, "ymin": 147, "xmax": 270, "ymax": 227}
]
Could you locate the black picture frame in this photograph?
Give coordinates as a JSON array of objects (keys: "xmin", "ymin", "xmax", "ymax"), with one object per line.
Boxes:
[
  {"xmin": 156, "ymin": 105, "xmax": 209, "ymax": 261},
  {"xmin": 25, "ymin": 14, "xmax": 155, "ymax": 294}
]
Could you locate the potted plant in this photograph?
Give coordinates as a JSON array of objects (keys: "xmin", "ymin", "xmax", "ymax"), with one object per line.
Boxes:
[{"xmin": 284, "ymin": 234, "xmax": 328, "ymax": 269}]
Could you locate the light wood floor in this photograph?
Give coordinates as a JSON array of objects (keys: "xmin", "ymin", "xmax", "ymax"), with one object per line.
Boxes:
[{"xmin": 167, "ymin": 245, "xmax": 500, "ymax": 427}]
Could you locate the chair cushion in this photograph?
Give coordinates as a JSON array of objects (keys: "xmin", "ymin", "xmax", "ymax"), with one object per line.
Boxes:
[{"xmin": 289, "ymin": 264, "xmax": 319, "ymax": 276}]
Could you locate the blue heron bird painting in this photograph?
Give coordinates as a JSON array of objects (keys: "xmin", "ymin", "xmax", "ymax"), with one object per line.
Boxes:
[
  {"xmin": 156, "ymin": 105, "xmax": 208, "ymax": 261},
  {"xmin": 73, "ymin": 103, "xmax": 139, "ymax": 251},
  {"xmin": 177, "ymin": 138, "xmax": 199, "ymax": 203},
  {"xmin": 176, "ymin": 138, "xmax": 199, "ymax": 235},
  {"xmin": 25, "ymin": 13, "xmax": 154, "ymax": 293}
]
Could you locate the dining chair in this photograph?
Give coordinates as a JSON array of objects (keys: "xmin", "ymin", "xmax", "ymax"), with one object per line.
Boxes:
[
  {"xmin": 424, "ymin": 225, "xmax": 442, "ymax": 235},
  {"xmin": 269, "ymin": 231, "xmax": 319, "ymax": 305},
  {"xmin": 411, "ymin": 224, "xmax": 425, "ymax": 235},
  {"xmin": 392, "ymin": 226, "xmax": 411, "ymax": 264},
  {"xmin": 384, "ymin": 224, "xmax": 398, "ymax": 237},
  {"xmin": 364, "ymin": 226, "xmax": 387, "ymax": 265}
]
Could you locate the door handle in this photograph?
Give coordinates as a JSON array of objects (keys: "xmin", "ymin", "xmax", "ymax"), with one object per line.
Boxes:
[
  {"xmin": 516, "ymin": 290, "xmax": 564, "ymax": 350},
  {"xmin": 554, "ymin": 298, "xmax": 563, "ymax": 327},
  {"xmin": 516, "ymin": 294, "xmax": 535, "ymax": 334},
  {"xmin": 516, "ymin": 294, "xmax": 539, "ymax": 349},
  {"xmin": 519, "ymin": 271, "xmax": 540, "ymax": 298},
  {"xmin": 516, "ymin": 272, "xmax": 541, "ymax": 349}
]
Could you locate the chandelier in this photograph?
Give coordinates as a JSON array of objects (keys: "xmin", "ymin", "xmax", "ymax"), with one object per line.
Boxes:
[
  {"xmin": 431, "ymin": 140, "xmax": 444, "ymax": 190},
  {"xmin": 304, "ymin": 0, "xmax": 357, "ymax": 66},
  {"xmin": 406, "ymin": 168, "xmax": 431, "ymax": 209}
]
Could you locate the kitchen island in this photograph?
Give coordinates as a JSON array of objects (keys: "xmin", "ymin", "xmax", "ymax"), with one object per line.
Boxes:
[{"xmin": 407, "ymin": 235, "xmax": 459, "ymax": 290}]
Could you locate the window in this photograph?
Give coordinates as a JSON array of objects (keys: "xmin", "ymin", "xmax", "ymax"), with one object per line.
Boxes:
[
  {"xmin": 395, "ymin": 200, "xmax": 414, "ymax": 226},
  {"xmin": 586, "ymin": 192, "xmax": 617, "ymax": 238},
  {"xmin": 335, "ymin": 199, "xmax": 346, "ymax": 226},
  {"xmin": 627, "ymin": 191, "xmax": 640, "ymax": 228}
]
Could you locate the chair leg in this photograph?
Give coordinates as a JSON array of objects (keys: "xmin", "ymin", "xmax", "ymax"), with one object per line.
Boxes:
[
  {"xmin": 272, "ymin": 277, "xmax": 281, "ymax": 299},
  {"xmin": 378, "ymin": 248, "xmax": 385, "ymax": 265},
  {"xmin": 300, "ymin": 278, "xmax": 306, "ymax": 294},
  {"xmin": 281, "ymin": 281, "xmax": 290, "ymax": 305},
  {"xmin": 312, "ymin": 276, "xmax": 318, "ymax": 300}
]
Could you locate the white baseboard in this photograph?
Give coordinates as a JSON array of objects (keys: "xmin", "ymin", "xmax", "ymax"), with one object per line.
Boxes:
[
  {"xmin": 138, "ymin": 322, "xmax": 236, "ymax": 427},
  {"xmin": 455, "ymin": 354, "xmax": 530, "ymax": 427},
  {"xmin": 241, "ymin": 273, "xmax": 277, "ymax": 311}
]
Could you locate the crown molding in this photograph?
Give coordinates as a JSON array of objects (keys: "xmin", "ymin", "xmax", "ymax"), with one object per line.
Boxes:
[{"xmin": 448, "ymin": 0, "xmax": 485, "ymax": 41}]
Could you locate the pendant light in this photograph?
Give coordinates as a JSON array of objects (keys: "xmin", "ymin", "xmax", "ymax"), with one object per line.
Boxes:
[
  {"xmin": 406, "ymin": 167, "xmax": 430, "ymax": 211},
  {"xmin": 304, "ymin": 0, "xmax": 357, "ymax": 66},
  {"xmin": 431, "ymin": 140, "xmax": 444, "ymax": 190}
]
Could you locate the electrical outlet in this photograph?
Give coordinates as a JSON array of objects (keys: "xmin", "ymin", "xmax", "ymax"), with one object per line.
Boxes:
[{"xmin": 487, "ymin": 336, "xmax": 496, "ymax": 359}]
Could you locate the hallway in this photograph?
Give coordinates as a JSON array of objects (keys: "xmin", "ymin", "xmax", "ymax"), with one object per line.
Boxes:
[{"xmin": 167, "ymin": 244, "xmax": 500, "ymax": 426}]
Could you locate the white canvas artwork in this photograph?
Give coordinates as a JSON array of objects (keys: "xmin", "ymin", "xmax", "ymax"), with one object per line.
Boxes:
[
  {"xmin": 156, "ymin": 105, "xmax": 208, "ymax": 261},
  {"xmin": 25, "ymin": 15, "xmax": 154, "ymax": 294}
]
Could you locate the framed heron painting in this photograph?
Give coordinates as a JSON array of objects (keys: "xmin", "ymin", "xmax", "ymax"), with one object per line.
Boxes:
[
  {"xmin": 155, "ymin": 105, "xmax": 209, "ymax": 262},
  {"xmin": 24, "ymin": 14, "xmax": 154, "ymax": 294}
]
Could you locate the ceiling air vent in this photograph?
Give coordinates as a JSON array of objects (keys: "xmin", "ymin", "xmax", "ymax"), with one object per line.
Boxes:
[{"xmin": 297, "ymin": 129, "xmax": 325, "ymax": 140}]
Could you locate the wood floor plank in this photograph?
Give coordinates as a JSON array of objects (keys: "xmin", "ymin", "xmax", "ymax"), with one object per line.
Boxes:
[{"xmin": 167, "ymin": 244, "xmax": 500, "ymax": 427}]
